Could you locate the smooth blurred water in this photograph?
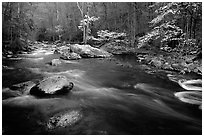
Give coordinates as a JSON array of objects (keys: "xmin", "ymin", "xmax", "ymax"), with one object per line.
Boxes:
[{"xmin": 2, "ymin": 49, "xmax": 202, "ymax": 135}]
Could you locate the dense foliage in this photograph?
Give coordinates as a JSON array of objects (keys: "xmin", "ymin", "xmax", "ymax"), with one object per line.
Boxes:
[
  {"xmin": 138, "ymin": 2, "xmax": 202, "ymax": 56},
  {"xmin": 136, "ymin": 2, "xmax": 202, "ymax": 75},
  {"xmin": 78, "ymin": 15, "xmax": 100, "ymax": 43},
  {"xmin": 2, "ymin": 2, "xmax": 36, "ymax": 51},
  {"xmin": 2, "ymin": 2, "xmax": 155, "ymax": 49}
]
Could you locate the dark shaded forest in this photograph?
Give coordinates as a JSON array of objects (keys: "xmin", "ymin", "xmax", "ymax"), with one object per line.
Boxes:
[{"xmin": 3, "ymin": 2, "xmax": 155, "ymax": 45}]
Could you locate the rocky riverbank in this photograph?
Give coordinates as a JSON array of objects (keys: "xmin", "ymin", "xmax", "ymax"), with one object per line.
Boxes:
[{"xmin": 136, "ymin": 50, "xmax": 202, "ymax": 76}]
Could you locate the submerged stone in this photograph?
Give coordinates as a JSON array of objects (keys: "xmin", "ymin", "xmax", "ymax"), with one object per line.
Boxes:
[
  {"xmin": 47, "ymin": 110, "xmax": 82, "ymax": 130},
  {"xmin": 10, "ymin": 81, "xmax": 36, "ymax": 95},
  {"xmin": 2, "ymin": 88, "xmax": 22, "ymax": 100},
  {"xmin": 3, "ymin": 81, "xmax": 36, "ymax": 99}
]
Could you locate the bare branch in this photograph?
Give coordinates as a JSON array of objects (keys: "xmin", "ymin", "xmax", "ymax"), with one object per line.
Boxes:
[{"xmin": 76, "ymin": 2, "xmax": 83, "ymax": 16}]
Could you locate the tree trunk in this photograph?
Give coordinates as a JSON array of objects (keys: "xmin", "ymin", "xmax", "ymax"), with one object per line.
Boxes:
[
  {"xmin": 103, "ymin": 3, "xmax": 108, "ymax": 29},
  {"xmin": 128, "ymin": 3, "xmax": 132, "ymax": 46},
  {"xmin": 55, "ymin": 2, "xmax": 60, "ymax": 41},
  {"xmin": 18, "ymin": 2, "xmax": 21, "ymax": 38},
  {"xmin": 114, "ymin": 3, "xmax": 117, "ymax": 31},
  {"xmin": 189, "ymin": 15, "xmax": 192, "ymax": 39},
  {"xmin": 85, "ymin": 3, "xmax": 90, "ymax": 44},
  {"xmin": 186, "ymin": 16, "xmax": 189, "ymax": 39},
  {"xmin": 10, "ymin": 27, "xmax": 13, "ymax": 43},
  {"xmin": 9, "ymin": 2, "xmax": 13, "ymax": 43},
  {"xmin": 193, "ymin": 18, "xmax": 197, "ymax": 39},
  {"xmin": 131, "ymin": 3, "xmax": 137, "ymax": 47},
  {"xmin": 82, "ymin": 3, "xmax": 86, "ymax": 44},
  {"xmin": 76, "ymin": 2, "xmax": 86, "ymax": 43}
]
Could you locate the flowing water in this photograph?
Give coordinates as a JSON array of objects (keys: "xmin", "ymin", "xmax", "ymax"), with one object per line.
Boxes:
[{"xmin": 2, "ymin": 46, "xmax": 202, "ymax": 135}]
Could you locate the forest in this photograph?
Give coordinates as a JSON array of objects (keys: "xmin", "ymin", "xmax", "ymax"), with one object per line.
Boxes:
[
  {"xmin": 2, "ymin": 2, "xmax": 202, "ymax": 135},
  {"xmin": 2, "ymin": 2, "xmax": 202, "ymax": 74}
]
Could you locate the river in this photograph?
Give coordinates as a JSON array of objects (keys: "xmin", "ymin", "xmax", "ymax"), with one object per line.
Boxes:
[{"xmin": 2, "ymin": 45, "xmax": 202, "ymax": 135}]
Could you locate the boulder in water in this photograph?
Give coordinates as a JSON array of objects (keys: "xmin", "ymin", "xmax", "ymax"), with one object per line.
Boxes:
[
  {"xmin": 30, "ymin": 75, "xmax": 74, "ymax": 96},
  {"xmin": 47, "ymin": 110, "xmax": 82, "ymax": 130},
  {"xmin": 50, "ymin": 59, "xmax": 62, "ymax": 66},
  {"xmin": 70, "ymin": 44, "xmax": 112, "ymax": 58}
]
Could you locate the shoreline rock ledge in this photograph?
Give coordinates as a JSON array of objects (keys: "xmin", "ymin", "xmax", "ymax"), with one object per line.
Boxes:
[{"xmin": 30, "ymin": 75, "xmax": 74, "ymax": 96}]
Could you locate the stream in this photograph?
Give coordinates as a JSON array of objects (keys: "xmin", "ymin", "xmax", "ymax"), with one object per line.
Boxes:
[{"xmin": 2, "ymin": 45, "xmax": 202, "ymax": 135}]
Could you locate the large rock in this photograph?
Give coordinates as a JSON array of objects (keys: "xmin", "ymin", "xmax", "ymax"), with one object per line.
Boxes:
[
  {"xmin": 54, "ymin": 45, "xmax": 81, "ymax": 60},
  {"xmin": 70, "ymin": 44, "xmax": 112, "ymax": 58},
  {"xmin": 60, "ymin": 52, "xmax": 81, "ymax": 60},
  {"xmin": 30, "ymin": 75, "xmax": 74, "ymax": 96},
  {"xmin": 50, "ymin": 59, "xmax": 62, "ymax": 66}
]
